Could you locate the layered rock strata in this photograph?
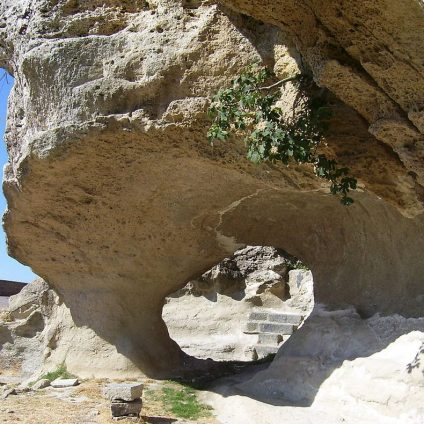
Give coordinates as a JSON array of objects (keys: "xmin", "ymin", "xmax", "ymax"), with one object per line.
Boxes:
[{"xmin": 0, "ymin": 0, "xmax": 424, "ymax": 377}]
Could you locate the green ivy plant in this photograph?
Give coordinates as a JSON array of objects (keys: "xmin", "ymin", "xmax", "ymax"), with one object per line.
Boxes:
[{"xmin": 207, "ymin": 65, "xmax": 357, "ymax": 205}]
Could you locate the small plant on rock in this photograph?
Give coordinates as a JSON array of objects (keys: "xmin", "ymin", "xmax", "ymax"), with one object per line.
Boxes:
[
  {"xmin": 40, "ymin": 363, "xmax": 75, "ymax": 382},
  {"xmin": 207, "ymin": 64, "xmax": 357, "ymax": 205}
]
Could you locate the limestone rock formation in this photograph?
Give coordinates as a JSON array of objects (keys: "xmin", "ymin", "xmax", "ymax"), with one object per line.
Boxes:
[
  {"xmin": 0, "ymin": 0, "xmax": 424, "ymax": 378},
  {"xmin": 0, "ymin": 279, "xmax": 143, "ymax": 380},
  {"xmin": 205, "ymin": 307, "xmax": 424, "ymax": 423},
  {"xmin": 163, "ymin": 246, "xmax": 314, "ymax": 361},
  {"xmin": 221, "ymin": 0, "xmax": 424, "ymax": 216}
]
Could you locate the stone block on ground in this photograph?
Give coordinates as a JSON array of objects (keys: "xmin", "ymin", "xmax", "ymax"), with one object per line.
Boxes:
[
  {"xmin": 32, "ymin": 379, "xmax": 50, "ymax": 390},
  {"xmin": 103, "ymin": 382, "xmax": 143, "ymax": 402},
  {"xmin": 51, "ymin": 378, "xmax": 79, "ymax": 388},
  {"xmin": 111, "ymin": 399, "xmax": 142, "ymax": 417}
]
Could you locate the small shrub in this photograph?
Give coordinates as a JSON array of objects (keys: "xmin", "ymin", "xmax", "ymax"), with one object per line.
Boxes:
[
  {"xmin": 207, "ymin": 64, "xmax": 357, "ymax": 205},
  {"xmin": 40, "ymin": 363, "xmax": 75, "ymax": 382}
]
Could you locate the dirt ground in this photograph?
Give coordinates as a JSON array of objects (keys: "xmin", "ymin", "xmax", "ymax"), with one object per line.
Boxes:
[{"xmin": 0, "ymin": 379, "xmax": 219, "ymax": 424}]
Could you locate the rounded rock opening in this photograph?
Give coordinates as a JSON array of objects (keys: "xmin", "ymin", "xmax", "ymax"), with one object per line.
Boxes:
[{"xmin": 162, "ymin": 246, "xmax": 314, "ymax": 364}]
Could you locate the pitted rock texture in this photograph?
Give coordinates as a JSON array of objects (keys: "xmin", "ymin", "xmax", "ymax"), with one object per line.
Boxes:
[
  {"xmin": 0, "ymin": 279, "xmax": 143, "ymax": 380},
  {"xmin": 220, "ymin": 0, "xmax": 424, "ymax": 215},
  {"xmin": 1, "ymin": 0, "xmax": 424, "ymax": 377}
]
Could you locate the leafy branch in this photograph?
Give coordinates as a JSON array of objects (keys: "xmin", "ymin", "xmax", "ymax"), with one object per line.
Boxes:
[{"xmin": 207, "ymin": 65, "xmax": 357, "ymax": 205}]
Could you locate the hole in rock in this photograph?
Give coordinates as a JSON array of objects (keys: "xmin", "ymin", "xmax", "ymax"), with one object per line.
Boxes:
[{"xmin": 162, "ymin": 246, "xmax": 314, "ymax": 363}]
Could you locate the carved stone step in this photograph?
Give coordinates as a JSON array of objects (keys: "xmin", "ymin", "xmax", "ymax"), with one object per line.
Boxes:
[
  {"xmin": 259, "ymin": 322, "xmax": 294, "ymax": 335},
  {"xmin": 248, "ymin": 311, "xmax": 268, "ymax": 321},
  {"xmin": 267, "ymin": 312, "xmax": 303, "ymax": 325},
  {"xmin": 253, "ymin": 344, "xmax": 279, "ymax": 358},
  {"xmin": 244, "ymin": 321, "xmax": 260, "ymax": 334},
  {"xmin": 257, "ymin": 333, "xmax": 284, "ymax": 345}
]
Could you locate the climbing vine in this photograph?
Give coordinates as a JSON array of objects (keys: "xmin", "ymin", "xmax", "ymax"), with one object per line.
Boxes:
[{"xmin": 207, "ymin": 65, "xmax": 357, "ymax": 205}]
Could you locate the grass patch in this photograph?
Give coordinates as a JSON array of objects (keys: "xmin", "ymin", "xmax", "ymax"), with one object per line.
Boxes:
[
  {"xmin": 162, "ymin": 384, "xmax": 212, "ymax": 420},
  {"xmin": 40, "ymin": 363, "xmax": 75, "ymax": 382},
  {"xmin": 144, "ymin": 382, "xmax": 212, "ymax": 420}
]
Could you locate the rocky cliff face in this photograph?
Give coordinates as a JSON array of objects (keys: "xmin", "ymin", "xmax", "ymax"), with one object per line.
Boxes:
[
  {"xmin": 1, "ymin": 0, "xmax": 424, "ymax": 377},
  {"xmin": 221, "ymin": 0, "xmax": 424, "ymax": 214}
]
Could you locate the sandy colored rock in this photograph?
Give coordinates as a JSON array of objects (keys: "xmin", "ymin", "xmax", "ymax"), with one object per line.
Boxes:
[
  {"xmin": 0, "ymin": 0, "xmax": 423, "ymax": 380},
  {"xmin": 102, "ymin": 383, "xmax": 143, "ymax": 402},
  {"xmin": 221, "ymin": 0, "xmax": 424, "ymax": 213},
  {"xmin": 163, "ymin": 247, "xmax": 312, "ymax": 361},
  {"xmin": 203, "ymin": 307, "xmax": 424, "ymax": 424},
  {"xmin": 0, "ymin": 279, "xmax": 144, "ymax": 380}
]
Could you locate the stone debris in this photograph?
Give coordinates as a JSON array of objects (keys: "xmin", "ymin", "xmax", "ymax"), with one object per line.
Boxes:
[
  {"xmin": 103, "ymin": 382, "xmax": 143, "ymax": 402},
  {"xmin": 103, "ymin": 382, "xmax": 143, "ymax": 418},
  {"xmin": 1, "ymin": 388, "xmax": 17, "ymax": 399},
  {"xmin": 32, "ymin": 378, "xmax": 50, "ymax": 390},
  {"xmin": 50, "ymin": 378, "xmax": 79, "ymax": 388}
]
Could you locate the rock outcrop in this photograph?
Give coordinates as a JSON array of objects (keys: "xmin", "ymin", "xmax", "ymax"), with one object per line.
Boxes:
[
  {"xmin": 163, "ymin": 246, "xmax": 314, "ymax": 361},
  {"xmin": 0, "ymin": 279, "xmax": 143, "ymax": 379},
  {"xmin": 221, "ymin": 0, "xmax": 424, "ymax": 216},
  {"xmin": 1, "ymin": 0, "xmax": 424, "ymax": 377},
  {"xmin": 205, "ymin": 306, "xmax": 424, "ymax": 423}
]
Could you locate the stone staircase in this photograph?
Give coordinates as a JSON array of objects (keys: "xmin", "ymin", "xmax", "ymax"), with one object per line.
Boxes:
[{"xmin": 244, "ymin": 309, "xmax": 304, "ymax": 359}]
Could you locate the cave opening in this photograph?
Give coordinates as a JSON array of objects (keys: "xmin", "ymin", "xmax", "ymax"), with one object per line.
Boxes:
[{"xmin": 162, "ymin": 246, "xmax": 314, "ymax": 365}]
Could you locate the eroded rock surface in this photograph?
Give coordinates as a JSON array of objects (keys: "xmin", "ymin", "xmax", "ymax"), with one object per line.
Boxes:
[
  {"xmin": 221, "ymin": 0, "xmax": 424, "ymax": 215},
  {"xmin": 205, "ymin": 306, "xmax": 424, "ymax": 424},
  {"xmin": 0, "ymin": 279, "xmax": 143, "ymax": 380},
  {"xmin": 163, "ymin": 246, "xmax": 314, "ymax": 361},
  {"xmin": 0, "ymin": 0, "xmax": 424, "ymax": 378}
]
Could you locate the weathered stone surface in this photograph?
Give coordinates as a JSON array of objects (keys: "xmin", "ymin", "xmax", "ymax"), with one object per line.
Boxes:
[
  {"xmin": 205, "ymin": 309, "xmax": 424, "ymax": 423},
  {"xmin": 1, "ymin": 278, "xmax": 141, "ymax": 380},
  {"xmin": 221, "ymin": 0, "xmax": 424, "ymax": 215},
  {"xmin": 163, "ymin": 247, "xmax": 308, "ymax": 361},
  {"xmin": 0, "ymin": 0, "xmax": 423, "ymax": 379},
  {"xmin": 110, "ymin": 399, "xmax": 143, "ymax": 417},
  {"xmin": 32, "ymin": 378, "xmax": 50, "ymax": 390},
  {"xmin": 111, "ymin": 400, "xmax": 142, "ymax": 418},
  {"xmin": 50, "ymin": 378, "xmax": 79, "ymax": 388},
  {"xmin": 103, "ymin": 383, "xmax": 143, "ymax": 402}
]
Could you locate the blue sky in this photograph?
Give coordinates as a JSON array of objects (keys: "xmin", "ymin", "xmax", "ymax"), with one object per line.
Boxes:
[{"xmin": 0, "ymin": 71, "xmax": 37, "ymax": 282}]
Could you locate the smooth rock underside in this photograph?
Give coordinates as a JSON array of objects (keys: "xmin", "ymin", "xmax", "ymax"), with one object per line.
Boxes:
[{"xmin": 0, "ymin": 0, "xmax": 423, "ymax": 394}]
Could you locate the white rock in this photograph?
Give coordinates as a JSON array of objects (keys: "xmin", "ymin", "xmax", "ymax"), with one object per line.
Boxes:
[{"xmin": 51, "ymin": 378, "xmax": 79, "ymax": 388}]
